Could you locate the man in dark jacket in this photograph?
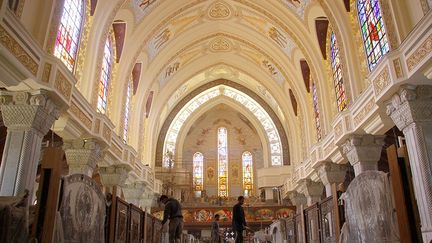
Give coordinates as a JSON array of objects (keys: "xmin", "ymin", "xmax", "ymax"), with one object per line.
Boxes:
[
  {"xmin": 232, "ymin": 196, "xmax": 247, "ymax": 242},
  {"xmin": 160, "ymin": 195, "xmax": 184, "ymax": 243}
]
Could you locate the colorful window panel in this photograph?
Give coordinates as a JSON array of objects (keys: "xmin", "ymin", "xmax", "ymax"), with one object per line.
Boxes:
[
  {"xmin": 218, "ymin": 127, "xmax": 228, "ymax": 197},
  {"xmin": 123, "ymin": 80, "xmax": 133, "ymax": 142},
  {"xmin": 357, "ymin": 0, "xmax": 389, "ymax": 70},
  {"xmin": 330, "ymin": 32, "xmax": 347, "ymax": 112},
  {"xmin": 97, "ymin": 38, "xmax": 113, "ymax": 114},
  {"xmin": 312, "ymin": 81, "xmax": 322, "ymax": 141},
  {"xmin": 193, "ymin": 152, "xmax": 204, "ymax": 196},
  {"xmin": 242, "ymin": 151, "xmax": 253, "ymax": 197},
  {"xmin": 54, "ymin": 0, "xmax": 84, "ymax": 71}
]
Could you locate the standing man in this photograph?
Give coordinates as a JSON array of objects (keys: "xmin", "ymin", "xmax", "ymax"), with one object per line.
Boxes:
[
  {"xmin": 160, "ymin": 195, "xmax": 184, "ymax": 243},
  {"xmin": 232, "ymin": 196, "xmax": 247, "ymax": 242},
  {"xmin": 211, "ymin": 214, "xmax": 221, "ymax": 243}
]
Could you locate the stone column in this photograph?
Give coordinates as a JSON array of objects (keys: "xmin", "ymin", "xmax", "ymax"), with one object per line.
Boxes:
[
  {"xmin": 298, "ymin": 179, "xmax": 324, "ymax": 206},
  {"xmin": 0, "ymin": 90, "xmax": 59, "ymax": 196},
  {"xmin": 342, "ymin": 134, "xmax": 385, "ymax": 176},
  {"xmin": 123, "ymin": 181, "xmax": 146, "ymax": 206},
  {"xmin": 98, "ymin": 164, "xmax": 131, "ymax": 193},
  {"xmin": 63, "ymin": 139, "xmax": 101, "ymax": 176},
  {"xmin": 386, "ymin": 85, "xmax": 432, "ymax": 242},
  {"xmin": 315, "ymin": 161, "xmax": 346, "ymax": 197}
]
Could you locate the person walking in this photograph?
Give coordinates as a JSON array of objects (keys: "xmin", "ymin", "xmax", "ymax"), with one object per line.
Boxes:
[
  {"xmin": 232, "ymin": 196, "xmax": 248, "ymax": 243},
  {"xmin": 211, "ymin": 214, "xmax": 221, "ymax": 243},
  {"xmin": 160, "ymin": 195, "xmax": 184, "ymax": 243}
]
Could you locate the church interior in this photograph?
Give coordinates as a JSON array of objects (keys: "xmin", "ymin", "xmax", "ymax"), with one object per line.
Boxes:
[{"xmin": 0, "ymin": 0, "xmax": 431, "ymax": 242}]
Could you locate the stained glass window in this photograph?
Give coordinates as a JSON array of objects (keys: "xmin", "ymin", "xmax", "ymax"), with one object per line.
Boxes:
[
  {"xmin": 330, "ymin": 32, "xmax": 347, "ymax": 112},
  {"xmin": 54, "ymin": 0, "xmax": 84, "ymax": 72},
  {"xmin": 312, "ymin": 81, "xmax": 322, "ymax": 141},
  {"xmin": 357, "ymin": 0, "xmax": 389, "ymax": 70},
  {"xmin": 123, "ymin": 80, "xmax": 133, "ymax": 142},
  {"xmin": 193, "ymin": 152, "xmax": 204, "ymax": 197},
  {"xmin": 242, "ymin": 151, "xmax": 253, "ymax": 197},
  {"xmin": 218, "ymin": 127, "xmax": 228, "ymax": 197},
  {"xmin": 97, "ymin": 38, "xmax": 113, "ymax": 114}
]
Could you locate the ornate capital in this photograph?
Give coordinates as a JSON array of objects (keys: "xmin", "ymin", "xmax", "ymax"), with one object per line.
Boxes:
[
  {"xmin": 287, "ymin": 191, "xmax": 307, "ymax": 207},
  {"xmin": 63, "ymin": 139, "xmax": 102, "ymax": 176},
  {"xmin": 315, "ymin": 161, "xmax": 347, "ymax": 186},
  {"xmin": 297, "ymin": 179, "xmax": 323, "ymax": 198},
  {"xmin": 386, "ymin": 85, "xmax": 432, "ymax": 131},
  {"xmin": 0, "ymin": 90, "xmax": 60, "ymax": 136},
  {"xmin": 98, "ymin": 164, "xmax": 131, "ymax": 188}
]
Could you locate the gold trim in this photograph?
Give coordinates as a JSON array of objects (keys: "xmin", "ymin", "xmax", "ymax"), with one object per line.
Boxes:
[
  {"xmin": 372, "ymin": 67, "xmax": 390, "ymax": 95},
  {"xmin": 70, "ymin": 101, "xmax": 92, "ymax": 129},
  {"xmin": 54, "ymin": 71, "xmax": 72, "ymax": 99},
  {"xmin": 0, "ymin": 25, "xmax": 38, "ymax": 76},
  {"xmin": 407, "ymin": 34, "xmax": 432, "ymax": 72},
  {"xmin": 42, "ymin": 63, "xmax": 52, "ymax": 83},
  {"xmin": 353, "ymin": 98, "xmax": 376, "ymax": 126},
  {"xmin": 392, "ymin": 58, "xmax": 403, "ymax": 79}
]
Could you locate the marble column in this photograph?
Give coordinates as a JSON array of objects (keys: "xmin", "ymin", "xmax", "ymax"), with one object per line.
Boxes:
[
  {"xmin": 0, "ymin": 90, "xmax": 59, "ymax": 196},
  {"xmin": 298, "ymin": 179, "xmax": 324, "ymax": 206},
  {"xmin": 123, "ymin": 181, "xmax": 146, "ymax": 206},
  {"xmin": 98, "ymin": 164, "xmax": 131, "ymax": 193},
  {"xmin": 342, "ymin": 134, "xmax": 385, "ymax": 176},
  {"xmin": 63, "ymin": 138, "xmax": 101, "ymax": 176},
  {"xmin": 386, "ymin": 85, "xmax": 432, "ymax": 242},
  {"xmin": 315, "ymin": 161, "xmax": 346, "ymax": 197}
]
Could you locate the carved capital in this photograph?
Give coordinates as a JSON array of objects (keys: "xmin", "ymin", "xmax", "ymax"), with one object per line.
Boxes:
[
  {"xmin": 123, "ymin": 182, "xmax": 146, "ymax": 203},
  {"xmin": 287, "ymin": 191, "xmax": 307, "ymax": 207},
  {"xmin": 63, "ymin": 138, "xmax": 102, "ymax": 176},
  {"xmin": 98, "ymin": 164, "xmax": 131, "ymax": 188},
  {"xmin": 315, "ymin": 161, "xmax": 347, "ymax": 186},
  {"xmin": 0, "ymin": 90, "xmax": 60, "ymax": 136},
  {"xmin": 386, "ymin": 85, "xmax": 432, "ymax": 131},
  {"xmin": 297, "ymin": 179, "xmax": 323, "ymax": 198}
]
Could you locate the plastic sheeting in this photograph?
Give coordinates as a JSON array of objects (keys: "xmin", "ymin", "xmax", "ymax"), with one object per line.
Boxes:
[
  {"xmin": 339, "ymin": 171, "xmax": 399, "ymax": 243},
  {"xmin": 0, "ymin": 192, "xmax": 29, "ymax": 243}
]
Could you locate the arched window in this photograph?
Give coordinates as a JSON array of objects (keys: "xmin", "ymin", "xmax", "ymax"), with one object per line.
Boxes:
[
  {"xmin": 218, "ymin": 127, "xmax": 228, "ymax": 197},
  {"xmin": 242, "ymin": 151, "xmax": 253, "ymax": 197},
  {"xmin": 193, "ymin": 152, "xmax": 204, "ymax": 197},
  {"xmin": 97, "ymin": 37, "xmax": 113, "ymax": 114},
  {"xmin": 123, "ymin": 79, "xmax": 133, "ymax": 142},
  {"xmin": 330, "ymin": 32, "xmax": 347, "ymax": 112},
  {"xmin": 312, "ymin": 81, "xmax": 322, "ymax": 141},
  {"xmin": 357, "ymin": 0, "xmax": 389, "ymax": 70},
  {"xmin": 54, "ymin": 0, "xmax": 84, "ymax": 72}
]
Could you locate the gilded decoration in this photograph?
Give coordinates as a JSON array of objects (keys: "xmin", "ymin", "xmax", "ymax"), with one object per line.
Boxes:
[
  {"xmin": 75, "ymin": 0, "xmax": 94, "ymax": 87},
  {"xmin": 55, "ymin": 71, "xmax": 72, "ymax": 99},
  {"xmin": 392, "ymin": 58, "xmax": 403, "ymax": 79},
  {"xmin": 94, "ymin": 119, "xmax": 100, "ymax": 133},
  {"xmin": 324, "ymin": 142, "xmax": 335, "ymax": 156},
  {"xmin": 334, "ymin": 121, "xmax": 342, "ymax": 138},
  {"xmin": 230, "ymin": 163, "xmax": 241, "ymax": 184},
  {"xmin": 372, "ymin": 67, "xmax": 390, "ymax": 96},
  {"xmin": 0, "ymin": 25, "xmax": 38, "ymax": 76},
  {"xmin": 348, "ymin": 0, "xmax": 368, "ymax": 79},
  {"xmin": 353, "ymin": 98, "xmax": 376, "ymax": 126},
  {"xmin": 377, "ymin": 0, "xmax": 398, "ymax": 49},
  {"xmin": 42, "ymin": 63, "xmax": 52, "ymax": 83},
  {"xmin": 209, "ymin": 37, "xmax": 231, "ymax": 52},
  {"xmin": 70, "ymin": 102, "xmax": 92, "ymax": 130},
  {"xmin": 208, "ymin": 1, "xmax": 232, "ymax": 20},
  {"xmin": 407, "ymin": 34, "xmax": 432, "ymax": 72},
  {"xmin": 111, "ymin": 145, "xmax": 122, "ymax": 158}
]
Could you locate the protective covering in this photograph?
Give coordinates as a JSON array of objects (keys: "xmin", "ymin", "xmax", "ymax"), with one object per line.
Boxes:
[
  {"xmin": 339, "ymin": 171, "xmax": 399, "ymax": 243},
  {"xmin": 0, "ymin": 191, "xmax": 29, "ymax": 243}
]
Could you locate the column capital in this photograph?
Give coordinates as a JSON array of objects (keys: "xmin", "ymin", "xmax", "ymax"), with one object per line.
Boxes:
[
  {"xmin": 0, "ymin": 90, "xmax": 59, "ymax": 135},
  {"xmin": 297, "ymin": 179, "xmax": 323, "ymax": 205},
  {"xmin": 386, "ymin": 85, "xmax": 432, "ymax": 131},
  {"xmin": 342, "ymin": 134, "xmax": 385, "ymax": 176},
  {"xmin": 287, "ymin": 191, "xmax": 307, "ymax": 207},
  {"xmin": 123, "ymin": 182, "xmax": 147, "ymax": 205},
  {"xmin": 98, "ymin": 164, "xmax": 131, "ymax": 188},
  {"xmin": 315, "ymin": 161, "xmax": 347, "ymax": 197},
  {"xmin": 63, "ymin": 138, "xmax": 102, "ymax": 176}
]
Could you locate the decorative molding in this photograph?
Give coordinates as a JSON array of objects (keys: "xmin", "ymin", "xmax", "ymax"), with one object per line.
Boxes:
[
  {"xmin": 372, "ymin": 67, "xmax": 390, "ymax": 95},
  {"xmin": 378, "ymin": 0, "xmax": 399, "ymax": 49},
  {"xmin": 209, "ymin": 37, "xmax": 232, "ymax": 52},
  {"xmin": 207, "ymin": 1, "xmax": 232, "ymax": 20},
  {"xmin": 0, "ymin": 25, "xmax": 38, "ymax": 76},
  {"xmin": 63, "ymin": 138, "xmax": 102, "ymax": 176},
  {"xmin": 42, "ymin": 63, "xmax": 52, "ymax": 83},
  {"xmin": 70, "ymin": 101, "xmax": 92, "ymax": 130},
  {"xmin": 334, "ymin": 121, "xmax": 342, "ymax": 138},
  {"xmin": 392, "ymin": 58, "xmax": 403, "ymax": 79},
  {"xmin": 102, "ymin": 123, "xmax": 111, "ymax": 142},
  {"xmin": 353, "ymin": 98, "xmax": 376, "ymax": 127},
  {"xmin": 406, "ymin": 33, "xmax": 432, "ymax": 72},
  {"xmin": 54, "ymin": 71, "xmax": 72, "ymax": 99}
]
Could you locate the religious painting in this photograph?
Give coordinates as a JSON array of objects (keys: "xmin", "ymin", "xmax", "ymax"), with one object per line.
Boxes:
[
  {"xmin": 152, "ymin": 211, "xmax": 164, "ymax": 221},
  {"xmin": 214, "ymin": 209, "xmax": 232, "ymax": 222},
  {"xmin": 230, "ymin": 163, "xmax": 241, "ymax": 184},
  {"xmin": 276, "ymin": 208, "xmax": 294, "ymax": 219},
  {"xmin": 244, "ymin": 208, "xmax": 255, "ymax": 222},
  {"xmin": 129, "ymin": 206, "xmax": 143, "ymax": 243},
  {"xmin": 255, "ymin": 208, "xmax": 274, "ymax": 221},
  {"xmin": 205, "ymin": 166, "xmax": 216, "ymax": 185},
  {"xmin": 182, "ymin": 209, "xmax": 193, "ymax": 222},
  {"xmin": 193, "ymin": 209, "xmax": 212, "ymax": 222}
]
